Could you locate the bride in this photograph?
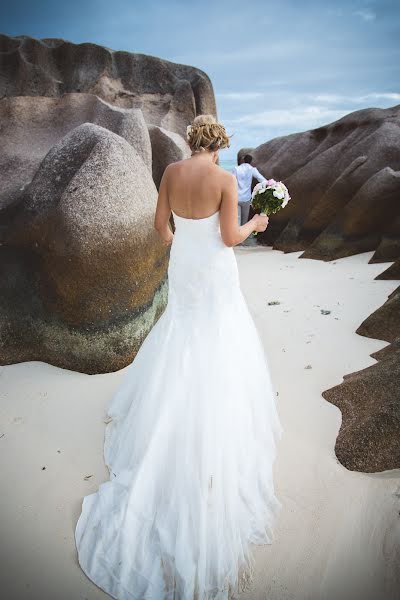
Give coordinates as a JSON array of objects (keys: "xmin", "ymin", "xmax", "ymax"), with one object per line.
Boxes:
[{"xmin": 75, "ymin": 114, "xmax": 283, "ymax": 600}]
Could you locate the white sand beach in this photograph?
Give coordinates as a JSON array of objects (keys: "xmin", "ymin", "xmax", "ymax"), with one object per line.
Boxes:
[{"xmin": 0, "ymin": 247, "xmax": 399, "ymax": 600}]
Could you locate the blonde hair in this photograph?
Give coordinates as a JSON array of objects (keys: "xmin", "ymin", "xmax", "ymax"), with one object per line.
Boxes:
[{"xmin": 186, "ymin": 114, "xmax": 232, "ymax": 154}]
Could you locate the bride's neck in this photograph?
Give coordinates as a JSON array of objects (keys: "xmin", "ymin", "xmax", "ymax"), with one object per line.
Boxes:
[{"xmin": 190, "ymin": 151, "xmax": 217, "ymax": 163}]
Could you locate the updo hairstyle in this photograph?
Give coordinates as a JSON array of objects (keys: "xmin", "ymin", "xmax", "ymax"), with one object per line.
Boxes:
[{"xmin": 186, "ymin": 114, "xmax": 232, "ymax": 154}]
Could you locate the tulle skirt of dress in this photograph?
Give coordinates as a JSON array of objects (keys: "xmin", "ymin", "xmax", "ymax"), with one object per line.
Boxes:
[{"xmin": 75, "ymin": 214, "xmax": 283, "ymax": 600}]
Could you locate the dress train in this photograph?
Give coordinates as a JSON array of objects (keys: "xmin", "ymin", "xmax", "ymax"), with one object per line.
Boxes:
[{"xmin": 75, "ymin": 209, "xmax": 283, "ymax": 599}]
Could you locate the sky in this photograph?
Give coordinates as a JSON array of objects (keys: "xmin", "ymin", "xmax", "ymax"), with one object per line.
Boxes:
[{"xmin": 1, "ymin": 0, "xmax": 399, "ymax": 159}]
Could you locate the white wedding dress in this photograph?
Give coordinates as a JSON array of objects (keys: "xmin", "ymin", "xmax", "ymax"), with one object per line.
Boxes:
[{"xmin": 75, "ymin": 208, "xmax": 283, "ymax": 600}]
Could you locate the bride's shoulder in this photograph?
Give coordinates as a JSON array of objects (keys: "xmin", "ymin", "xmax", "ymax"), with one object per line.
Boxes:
[
  {"xmin": 168, "ymin": 158, "xmax": 190, "ymax": 171},
  {"xmin": 215, "ymin": 163, "xmax": 234, "ymax": 179},
  {"xmin": 219, "ymin": 167, "xmax": 237, "ymax": 187}
]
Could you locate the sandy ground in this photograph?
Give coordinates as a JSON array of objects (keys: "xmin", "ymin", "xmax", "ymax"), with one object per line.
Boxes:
[{"xmin": 0, "ymin": 248, "xmax": 399, "ymax": 600}]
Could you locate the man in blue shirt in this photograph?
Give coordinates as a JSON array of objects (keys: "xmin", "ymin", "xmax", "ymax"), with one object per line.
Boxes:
[{"xmin": 231, "ymin": 154, "xmax": 267, "ymax": 226}]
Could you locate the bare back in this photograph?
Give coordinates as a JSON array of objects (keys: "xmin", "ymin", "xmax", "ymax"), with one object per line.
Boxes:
[
  {"xmin": 155, "ymin": 154, "xmax": 258, "ymax": 247},
  {"xmin": 167, "ymin": 158, "xmax": 231, "ymax": 219}
]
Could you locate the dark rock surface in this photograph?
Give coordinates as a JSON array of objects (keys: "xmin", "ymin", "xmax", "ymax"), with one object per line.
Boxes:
[
  {"xmin": 376, "ymin": 258, "xmax": 400, "ymax": 280},
  {"xmin": 322, "ymin": 338, "xmax": 400, "ymax": 472},
  {"xmin": 302, "ymin": 166, "xmax": 399, "ymax": 260},
  {"xmin": 370, "ymin": 215, "xmax": 400, "ymax": 263},
  {"xmin": 322, "ymin": 285, "xmax": 400, "ymax": 473},
  {"xmin": 249, "ymin": 104, "xmax": 400, "ymax": 263},
  {"xmin": 356, "ymin": 286, "xmax": 400, "ymax": 343},
  {"xmin": 370, "ymin": 336, "xmax": 400, "ymax": 361}
]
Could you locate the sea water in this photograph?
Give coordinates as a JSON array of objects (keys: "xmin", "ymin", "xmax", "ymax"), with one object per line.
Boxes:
[{"xmin": 219, "ymin": 158, "xmax": 236, "ymax": 172}]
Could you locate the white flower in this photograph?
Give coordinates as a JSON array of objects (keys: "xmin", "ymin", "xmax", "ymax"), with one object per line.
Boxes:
[
  {"xmin": 251, "ymin": 182, "xmax": 264, "ymax": 198},
  {"xmin": 281, "ymin": 185, "xmax": 291, "ymax": 207},
  {"xmin": 186, "ymin": 125, "xmax": 192, "ymax": 137}
]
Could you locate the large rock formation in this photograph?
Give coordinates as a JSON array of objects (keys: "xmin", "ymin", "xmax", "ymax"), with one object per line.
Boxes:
[
  {"xmin": 370, "ymin": 214, "xmax": 400, "ymax": 263},
  {"xmin": 356, "ymin": 286, "xmax": 400, "ymax": 342},
  {"xmin": 148, "ymin": 124, "xmax": 190, "ymax": 190},
  {"xmin": 0, "ymin": 34, "xmax": 214, "ymax": 373},
  {"xmin": 322, "ymin": 287, "xmax": 400, "ymax": 472},
  {"xmin": 243, "ymin": 103, "xmax": 400, "ymax": 473},
  {"xmin": 322, "ymin": 340, "xmax": 400, "ymax": 472},
  {"xmin": 0, "ymin": 93, "xmax": 152, "ymax": 210},
  {"xmin": 376, "ymin": 258, "xmax": 400, "ymax": 280},
  {"xmin": 0, "ymin": 34, "xmax": 216, "ymax": 136},
  {"xmin": 1, "ymin": 123, "xmax": 168, "ymax": 374},
  {"xmin": 248, "ymin": 104, "xmax": 400, "ymax": 263}
]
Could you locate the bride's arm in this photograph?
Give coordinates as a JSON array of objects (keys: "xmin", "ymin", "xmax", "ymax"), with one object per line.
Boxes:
[
  {"xmin": 220, "ymin": 173, "xmax": 267, "ymax": 246},
  {"xmin": 154, "ymin": 165, "xmax": 174, "ymax": 246}
]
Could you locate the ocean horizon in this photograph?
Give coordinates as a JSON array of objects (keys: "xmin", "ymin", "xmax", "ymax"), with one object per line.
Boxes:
[{"xmin": 219, "ymin": 158, "xmax": 236, "ymax": 172}]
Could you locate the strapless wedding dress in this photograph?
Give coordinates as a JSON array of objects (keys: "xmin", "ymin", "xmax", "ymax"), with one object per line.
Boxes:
[{"xmin": 75, "ymin": 209, "xmax": 283, "ymax": 600}]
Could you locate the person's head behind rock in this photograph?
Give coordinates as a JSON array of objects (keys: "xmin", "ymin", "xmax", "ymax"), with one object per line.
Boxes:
[{"xmin": 186, "ymin": 114, "xmax": 232, "ymax": 155}]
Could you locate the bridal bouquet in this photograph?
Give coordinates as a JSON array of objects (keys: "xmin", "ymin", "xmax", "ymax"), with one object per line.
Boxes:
[{"xmin": 251, "ymin": 179, "xmax": 291, "ymax": 235}]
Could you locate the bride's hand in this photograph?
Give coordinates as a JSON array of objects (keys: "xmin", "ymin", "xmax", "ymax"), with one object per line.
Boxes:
[
  {"xmin": 252, "ymin": 214, "xmax": 269, "ymax": 232},
  {"xmin": 162, "ymin": 233, "xmax": 174, "ymax": 246},
  {"xmin": 158, "ymin": 227, "xmax": 174, "ymax": 246},
  {"xmin": 162, "ymin": 235, "xmax": 173, "ymax": 246}
]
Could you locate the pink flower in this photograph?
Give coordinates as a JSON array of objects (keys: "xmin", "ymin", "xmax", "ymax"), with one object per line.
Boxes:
[{"xmin": 266, "ymin": 178, "xmax": 276, "ymax": 186}]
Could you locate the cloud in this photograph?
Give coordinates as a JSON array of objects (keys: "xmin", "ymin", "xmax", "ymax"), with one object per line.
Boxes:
[
  {"xmin": 225, "ymin": 105, "xmax": 350, "ymax": 131},
  {"xmin": 325, "ymin": 7, "xmax": 377, "ymax": 22},
  {"xmin": 353, "ymin": 9, "xmax": 376, "ymax": 22},
  {"xmin": 220, "ymin": 92, "xmax": 400, "ymax": 107},
  {"xmin": 314, "ymin": 92, "xmax": 400, "ymax": 104},
  {"xmin": 222, "ymin": 90, "xmax": 400, "ymax": 146},
  {"xmin": 172, "ymin": 39, "xmax": 313, "ymax": 68},
  {"xmin": 216, "ymin": 92, "xmax": 265, "ymax": 101},
  {"xmin": 1, "ymin": 0, "xmax": 398, "ymax": 160},
  {"xmin": 219, "ymin": 87, "xmax": 400, "ymax": 157},
  {"xmin": 365, "ymin": 92, "xmax": 400, "ymax": 101}
]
